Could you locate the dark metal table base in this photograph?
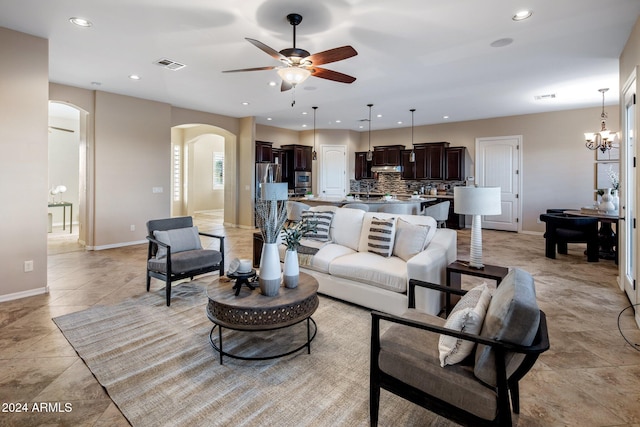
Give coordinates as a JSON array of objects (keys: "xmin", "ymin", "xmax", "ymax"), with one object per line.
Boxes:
[{"xmin": 208, "ymin": 317, "xmax": 317, "ymax": 364}]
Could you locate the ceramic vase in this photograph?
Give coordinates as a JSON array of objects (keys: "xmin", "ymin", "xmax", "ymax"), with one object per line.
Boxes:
[
  {"xmin": 611, "ymin": 189, "xmax": 620, "ymax": 212},
  {"xmin": 283, "ymin": 249, "xmax": 299, "ymax": 288},
  {"xmin": 599, "ymin": 188, "xmax": 615, "ymax": 213},
  {"xmin": 259, "ymin": 243, "xmax": 281, "ymax": 296}
]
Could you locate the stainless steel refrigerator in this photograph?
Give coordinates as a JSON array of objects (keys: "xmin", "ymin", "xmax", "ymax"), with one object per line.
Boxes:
[{"xmin": 255, "ymin": 162, "xmax": 282, "ymax": 200}]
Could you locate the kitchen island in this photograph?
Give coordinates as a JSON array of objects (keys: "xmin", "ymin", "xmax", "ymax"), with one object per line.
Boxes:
[{"xmin": 290, "ymin": 196, "xmax": 436, "ymax": 214}]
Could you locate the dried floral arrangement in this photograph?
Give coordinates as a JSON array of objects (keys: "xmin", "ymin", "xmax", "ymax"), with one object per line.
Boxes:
[{"xmin": 255, "ymin": 200, "xmax": 287, "ymax": 244}]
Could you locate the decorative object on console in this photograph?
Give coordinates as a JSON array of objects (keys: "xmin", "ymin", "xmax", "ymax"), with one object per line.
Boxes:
[
  {"xmin": 584, "ymin": 88, "xmax": 618, "ymax": 153},
  {"xmin": 599, "ymin": 188, "xmax": 616, "ymax": 213},
  {"xmin": 454, "ymin": 186, "xmax": 501, "ymax": 269},
  {"xmin": 255, "ymin": 182, "xmax": 289, "ymax": 296},
  {"xmin": 50, "ymin": 184, "xmax": 67, "ymax": 203}
]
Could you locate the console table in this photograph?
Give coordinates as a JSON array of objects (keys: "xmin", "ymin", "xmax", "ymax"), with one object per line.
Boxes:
[{"xmin": 48, "ymin": 202, "xmax": 72, "ymax": 233}]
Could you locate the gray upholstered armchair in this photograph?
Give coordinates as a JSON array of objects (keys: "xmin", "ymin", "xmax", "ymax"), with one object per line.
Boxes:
[
  {"xmin": 370, "ymin": 268, "xmax": 549, "ymax": 426},
  {"xmin": 146, "ymin": 216, "xmax": 224, "ymax": 306}
]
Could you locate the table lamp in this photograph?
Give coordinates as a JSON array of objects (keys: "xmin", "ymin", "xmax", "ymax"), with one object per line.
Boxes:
[{"xmin": 454, "ymin": 186, "xmax": 501, "ymax": 269}]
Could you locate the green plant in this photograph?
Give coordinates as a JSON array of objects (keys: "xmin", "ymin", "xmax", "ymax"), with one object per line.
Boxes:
[
  {"xmin": 281, "ymin": 218, "xmax": 317, "ymax": 251},
  {"xmin": 306, "ymin": 190, "xmax": 313, "ymax": 195}
]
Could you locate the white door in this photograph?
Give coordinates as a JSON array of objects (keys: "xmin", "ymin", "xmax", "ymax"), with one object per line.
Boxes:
[
  {"xmin": 621, "ymin": 73, "xmax": 637, "ymax": 304},
  {"xmin": 475, "ymin": 136, "xmax": 521, "ymax": 232},
  {"xmin": 320, "ymin": 145, "xmax": 347, "ymax": 198}
]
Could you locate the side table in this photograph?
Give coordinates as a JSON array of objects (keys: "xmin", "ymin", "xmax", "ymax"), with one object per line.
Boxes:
[{"xmin": 445, "ymin": 260, "xmax": 509, "ymax": 314}]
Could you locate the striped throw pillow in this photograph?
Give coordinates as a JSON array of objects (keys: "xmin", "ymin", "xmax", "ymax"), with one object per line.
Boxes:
[
  {"xmin": 301, "ymin": 211, "xmax": 334, "ymax": 242},
  {"xmin": 367, "ymin": 217, "xmax": 396, "ymax": 257}
]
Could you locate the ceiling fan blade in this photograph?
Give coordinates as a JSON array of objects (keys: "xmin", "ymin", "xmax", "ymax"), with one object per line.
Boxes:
[
  {"xmin": 307, "ymin": 46, "xmax": 358, "ymax": 66},
  {"xmin": 245, "ymin": 38, "xmax": 289, "ymax": 62},
  {"xmin": 281, "ymin": 80, "xmax": 293, "ymax": 92},
  {"xmin": 222, "ymin": 66, "xmax": 277, "ymax": 73},
  {"xmin": 310, "ymin": 67, "xmax": 356, "ymax": 84}
]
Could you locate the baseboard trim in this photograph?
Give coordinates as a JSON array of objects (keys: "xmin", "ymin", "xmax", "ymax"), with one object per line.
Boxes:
[
  {"xmin": 87, "ymin": 239, "xmax": 147, "ymax": 251},
  {"xmin": 0, "ymin": 286, "xmax": 49, "ymax": 302}
]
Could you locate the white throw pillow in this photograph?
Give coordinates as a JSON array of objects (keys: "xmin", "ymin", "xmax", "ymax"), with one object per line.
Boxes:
[
  {"xmin": 392, "ymin": 218, "xmax": 431, "ymax": 261},
  {"xmin": 366, "ymin": 217, "xmax": 396, "ymax": 257},
  {"xmin": 154, "ymin": 226, "xmax": 202, "ymax": 259},
  {"xmin": 438, "ymin": 283, "xmax": 492, "ymax": 367}
]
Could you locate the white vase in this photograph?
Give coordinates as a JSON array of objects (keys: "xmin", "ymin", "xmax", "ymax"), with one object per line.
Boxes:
[
  {"xmin": 259, "ymin": 243, "xmax": 281, "ymax": 296},
  {"xmin": 611, "ymin": 189, "xmax": 620, "ymax": 212},
  {"xmin": 283, "ymin": 249, "xmax": 299, "ymax": 288},
  {"xmin": 599, "ymin": 188, "xmax": 615, "ymax": 213}
]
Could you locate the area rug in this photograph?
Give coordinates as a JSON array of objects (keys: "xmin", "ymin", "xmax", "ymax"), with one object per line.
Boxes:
[{"xmin": 53, "ymin": 280, "xmax": 444, "ymax": 427}]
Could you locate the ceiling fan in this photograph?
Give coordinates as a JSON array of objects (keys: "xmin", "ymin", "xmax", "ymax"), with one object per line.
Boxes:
[{"xmin": 223, "ymin": 13, "xmax": 358, "ymax": 92}]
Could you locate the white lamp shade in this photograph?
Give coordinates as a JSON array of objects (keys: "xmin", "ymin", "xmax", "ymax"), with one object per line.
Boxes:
[
  {"xmin": 454, "ymin": 186, "xmax": 501, "ymax": 216},
  {"xmin": 260, "ymin": 182, "xmax": 289, "ymax": 201},
  {"xmin": 277, "ymin": 67, "xmax": 311, "ymax": 85}
]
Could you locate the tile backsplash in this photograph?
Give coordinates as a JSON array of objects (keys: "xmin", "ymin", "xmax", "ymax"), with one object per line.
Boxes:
[{"xmin": 350, "ymin": 172, "xmax": 464, "ymax": 195}]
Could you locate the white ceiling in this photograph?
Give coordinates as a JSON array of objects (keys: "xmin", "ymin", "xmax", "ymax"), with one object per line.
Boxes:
[{"xmin": 2, "ymin": 0, "xmax": 639, "ymax": 130}]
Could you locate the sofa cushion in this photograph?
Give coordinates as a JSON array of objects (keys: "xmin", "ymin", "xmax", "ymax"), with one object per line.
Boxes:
[
  {"xmin": 366, "ymin": 217, "xmax": 397, "ymax": 257},
  {"xmin": 474, "ymin": 268, "xmax": 540, "ymax": 387},
  {"xmin": 148, "ymin": 249, "xmax": 221, "ymax": 274},
  {"xmin": 330, "ymin": 207, "xmax": 366, "ymax": 250},
  {"xmin": 153, "ymin": 226, "xmax": 202, "ymax": 259},
  {"xmin": 302, "ymin": 243, "xmax": 355, "ymax": 274},
  {"xmin": 439, "ymin": 283, "xmax": 492, "ymax": 367},
  {"xmin": 393, "ymin": 218, "xmax": 431, "ymax": 261},
  {"xmin": 301, "ymin": 210, "xmax": 335, "ymax": 242},
  {"xmin": 379, "ymin": 309, "xmax": 497, "ymax": 421},
  {"xmin": 329, "ymin": 252, "xmax": 407, "ymax": 293}
]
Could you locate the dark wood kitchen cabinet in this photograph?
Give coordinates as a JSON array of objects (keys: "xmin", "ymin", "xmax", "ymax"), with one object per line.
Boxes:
[
  {"xmin": 281, "ymin": 144, "xmax": 312, "ymax": 172},
  {"xmin": 372, "ymin": 145, "xmax": 405, "ymax": 166},
  {"xmin": 400, "ymin": 149, "xmax": 415, "ymax": 180},
  {"xmin": 255, "ymin": 141, "xmax": 273, "ymax": 163},
  {"xmin": 355, "ymin": 151, "xmax": 374, "ymax": 180},
  {"xmin": 413, "ymin": 142, "xmax": 449, "ymax": 180},
  {"xmin": 445, "ymin": 147, "xmax": 466, "ymax": 181}
]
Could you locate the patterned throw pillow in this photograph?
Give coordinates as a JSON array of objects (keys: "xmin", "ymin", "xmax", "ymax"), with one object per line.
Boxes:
[
  {"xmin": 300, "ymin": 211, "xmax": 334, "ymax": 242},
  {"xmin": 367, "ymin": 217, "xmax": 396, "ymax": 257},
  {"xmin": 438, "ymin": 283, "xmax": 492, "ymax": 367}
]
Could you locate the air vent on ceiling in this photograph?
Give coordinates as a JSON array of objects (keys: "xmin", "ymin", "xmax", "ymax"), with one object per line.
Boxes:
[
  {"xmin": 534, "ymin": 93, "xmax": 556, "ymax": 101},
  {"xmin": 154, "ymin": 58, "xmax": 186, "ymax": 71}
]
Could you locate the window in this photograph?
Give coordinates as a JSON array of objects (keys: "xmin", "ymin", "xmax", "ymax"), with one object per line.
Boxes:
[
  {"xmin": 173, "ymin": 145, "xmax": 181, "ymax": 202},
  {"xmin": 213, "ymin": 152, "xmax": 224, "ymax": 189}
]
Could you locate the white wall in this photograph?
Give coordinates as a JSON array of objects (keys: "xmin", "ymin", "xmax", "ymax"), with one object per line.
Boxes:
[
  {"xmin": 188, "ymin": 133, "xmax": 225, "ymax": 212},
  {"xmin": 48, "ymin": 114, "xmax": 79, "ymax": 227},
  {"xmin": 0, "ymin": 27, "xmax": 49, "ymax": 299}
]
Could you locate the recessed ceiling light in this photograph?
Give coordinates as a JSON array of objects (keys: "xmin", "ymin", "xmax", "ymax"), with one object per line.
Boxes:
[
  {"xmin": 512, "ymin": 10, "xmax": 533, "ymax": 21},
  {"xmin": 128, "ymin": 74, "xmax": 141, "ymax": 80},
  {"xmin": 335, "ymin": 120, "xmax": 341, "ymax": 123},
  {"xmin": 490, "ymin": 38, "xmax": 514, "ymax": 48},
  {"xmin": 241, "ymin": 102, "xmax": 250, "ymax": 106},
  {"xmin": 377, "ymin": 114, "xmax": 382, "ymax": 118},
  {"xmin": 268, "ymin": 81, "xmax": 277, "ymax": 87},
  {"xmin": 267, "ymin": 117, "xmax": 273, "ymax": 121},
  {"xmin": 302, "ymin": 124, "xmax": 307, "ymax": 128},
  {"xmin": 69, "ymin": 17, "xmax": 92, "ymax": 27},
  {"xmin": 359, "ymin": 125, "xmax": 364, "ymax": 129},
  {"xmin": 443, "ymin": 115, "xmax": 450, "ymax": 119},
  {"xmin": 397, "ymin": 121, "xmax": 403, "ymax": 125},
  {"xmin": 302, "ymin": 111, "xmax": 308, "ymax": 115}
]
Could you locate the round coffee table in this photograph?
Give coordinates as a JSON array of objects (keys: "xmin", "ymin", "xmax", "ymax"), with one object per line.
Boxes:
[{"xmin": 206, "ymin": 272, "xmax": 319, "ymax": 364}]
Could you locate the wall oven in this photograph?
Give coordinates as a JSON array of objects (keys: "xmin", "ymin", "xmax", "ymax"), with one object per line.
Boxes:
[{"xmin": 294, "ymin": 171, "xmax": 311, "ymax": 194}]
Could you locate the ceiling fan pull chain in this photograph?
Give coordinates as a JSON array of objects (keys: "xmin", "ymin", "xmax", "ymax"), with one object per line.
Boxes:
[{"xmin": 291, "ymin": 86, "xmax": 296, "ymax": 107}]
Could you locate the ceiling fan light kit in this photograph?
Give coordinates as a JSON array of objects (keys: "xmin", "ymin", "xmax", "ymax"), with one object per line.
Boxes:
[{"xmin": 223, "ymin": 13, "xmax": 358, "ymax": 92}]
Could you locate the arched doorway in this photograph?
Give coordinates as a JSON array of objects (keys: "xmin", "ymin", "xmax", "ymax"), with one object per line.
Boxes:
[{"xmin": 47, "ymin": 101, "xmax": 88, "ymax": 254}]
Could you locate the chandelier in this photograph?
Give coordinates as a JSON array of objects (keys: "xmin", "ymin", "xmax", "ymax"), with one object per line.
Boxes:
[{"xmin": 584, "ymin": 88, "xmax": 617, "ymax": 153}]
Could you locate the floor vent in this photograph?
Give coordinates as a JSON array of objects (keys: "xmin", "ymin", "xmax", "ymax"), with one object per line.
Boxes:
[{"xmin": 154, "ymin": 58, "xmax": 187, "ymax": 71}]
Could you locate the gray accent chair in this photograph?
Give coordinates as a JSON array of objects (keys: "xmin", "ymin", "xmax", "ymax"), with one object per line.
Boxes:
[
  {"xmin": 423, "ymin": 201, "xmax": 450, "ymax": 228},
  {"xmin": 370, "ymin": 268, "xmax": 549, "ymax": 426},
  {"xmin": 146, "ymin": 216, "xmax": 225, "ymax": 306}
]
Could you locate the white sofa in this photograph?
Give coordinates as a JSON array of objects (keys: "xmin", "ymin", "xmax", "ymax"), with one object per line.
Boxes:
[{"xmin": 279, "ymin": 205, "xmax": 457, "ymax": 316}]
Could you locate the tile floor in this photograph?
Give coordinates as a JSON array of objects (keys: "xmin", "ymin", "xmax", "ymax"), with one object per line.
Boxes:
[{"xmin": 0, "ymin": 214, "xmax": 639, "ymax": 426}]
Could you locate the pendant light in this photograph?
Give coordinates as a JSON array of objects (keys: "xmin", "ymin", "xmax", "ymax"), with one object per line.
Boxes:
[
  {"xmin": 366, "ymin": 103, "xmax": 373, "ymax": 161},
  {"xmin": 409, "ymin": 109, "xmax": 416, "ymax": 162},
  {"xmin": 312, "ymin": 106, "xmax": 318, "ymax": 161},
  {"xmin": 584, "ymin": 88, "xmax": 617, "ymax": 153}
]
